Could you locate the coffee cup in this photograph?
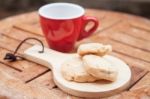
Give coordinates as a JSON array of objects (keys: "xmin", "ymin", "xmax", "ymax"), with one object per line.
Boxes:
[{"xmin": 39, "ymin": 3, "xmax": 99, "ymax": 52}]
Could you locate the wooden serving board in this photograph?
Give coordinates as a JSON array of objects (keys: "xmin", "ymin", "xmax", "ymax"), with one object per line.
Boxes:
[
  {"xmin": 0, "ymin": 9, "xmax": 149, "ymax": 99},
  {"xmin": 23, "ymin": 45, "xmax": 131, "ymax": 98}
]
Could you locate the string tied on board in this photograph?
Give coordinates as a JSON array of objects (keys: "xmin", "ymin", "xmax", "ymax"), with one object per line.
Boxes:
[{"xmin": 3, "ymin": 37, "xmax": 44, "ymax": 62}]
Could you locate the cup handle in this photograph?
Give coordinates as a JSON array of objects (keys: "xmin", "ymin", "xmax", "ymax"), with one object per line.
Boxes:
[{"xmin": 78, "ymin": 16, "xmax": 99, "ymax": 40}]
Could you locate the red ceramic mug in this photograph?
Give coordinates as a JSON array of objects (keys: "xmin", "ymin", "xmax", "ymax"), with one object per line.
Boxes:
[{"xmin": 39, "ymin": 3, "xmax": 99, "ymax": 52}]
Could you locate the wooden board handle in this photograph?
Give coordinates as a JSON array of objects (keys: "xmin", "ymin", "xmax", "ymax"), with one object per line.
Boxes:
[{"xmin": 23, "ymin": 45, "xmax": 76, "ymax": 69}]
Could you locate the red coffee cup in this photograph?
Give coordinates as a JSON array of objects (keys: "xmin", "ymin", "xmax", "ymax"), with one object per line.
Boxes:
[{"xmin": 39, "ymin": 3, "xmax": 99, "ymax": 52}]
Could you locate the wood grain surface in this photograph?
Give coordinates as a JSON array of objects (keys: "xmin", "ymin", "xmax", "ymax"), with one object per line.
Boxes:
[{"xmin": 0, "ymin": 9, "xmax": 149, "ymax": 99}]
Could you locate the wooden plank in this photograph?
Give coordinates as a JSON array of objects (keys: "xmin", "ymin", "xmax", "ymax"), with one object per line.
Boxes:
[
  {"xmin": 109, "ymin": 40, "xmax": 150, "ymax": 63},
  {"xmin": 122, "ymin": 12, "xmax": 150, "ymax": 32},
  {"xmin": 0, "ymin": 29, "xmax": 47, "ymax": 54},
  {"xmin": 48, "ymin": 88, "xmax": 69, "ymax": 99},
  {"xmin": 108, "ymin": 32, "xmax": 150, "ymax": 52},
  {"xmin": 0, "ymin": 34, "xmax": 30, "ymax": 54},
  {"xmin": 0, "ymin": 12, "xmax": 38, "ymax": 33},
  {"xmin": 0, "ymin": 47, "xmax": 48, "ymax": 82},
  {"xmin": 103, "ymin": 21, "xmax": 150, "ymax": 41},
  {"xmin": 0, "ymin": 47, "xmax": 44, "ymax": 71},
  {"xmin": 130, "ymin": 72, "xmax": 150, "ymax": 91},
  {"xmin": 69, "ymin": 96, "xmax": 83, "ymax": 99},
  {"xmin": 104, "ymin": 73, "xmax": 150, "ymax": 99},
  {"xmin": 2, "ymin": 28, "xmax": 48, "ymax": 47},
  {"xmin": 105, "ymin": 71, "xmax": 150, "ymax": 98},
  {"xmin": 97, "ymin": 15, "xmax": 121, "ymax": 32},
  {"xmin": 0, "ymin": 76, "xmax": 27, "ymax": 99},
  {"xmin": 0, "ymin": 28, "xmax": 52, "ymax": 82},
  {"xmin": 129, "ymin": 66, "xmax": 148, "ymax": 88},
  {"xmin": 98, "ymin": 21, "xmax": 150, "ymax": 52},
  {"xmin": 85, "ymin": 9, "xmax": 106, "ymax": 19},
  {"xmin": 13, "ymin": 23, "xmax": 43, "ymax": 36},
  {"xmin": 112, "ymin": 52, "xmax": 150, "ymax": 71},
  {"xmin": 0, "ymin": 68, "xmax": 69, "ymax": 99},
  {"xmin": 0, "ymin": 96, "xmax": 7, "ymax": 99},
  {"xmin": 129, "ymin": 19, "xmax": 150, "ymax": 33},
  {"xmin": 28, "ymin": 72, "xmax": 83, "ymax": 99},
  {"xmin": 0, "ymin": 33, "xmax": 49, "ymax": 82},
  {"xmin": 93, "ymin": 11, "xmax": 122, "ymax": 34},
  {"xmin": 8, "ymin": 27, "xmax": 43, "ymax": 41},
  {"xmin": 0, "ymin": 63, "xmax": 20, "ymax": 79},
  {"xmin": 121, "ymin": 27, "xmax": 150, "ymax": 41},
  {"xmin": 0, "ymin": 47, "xmax": 22, "ymax": 71},
  {"xmin": 28, "ymin": 71, "xmax": 56, "ymax": 89},
  {"xmin": 19, "ymin": 65, "xmax": 49, "ymax": 83},
  {"xmin": 104, "ymin": 86, "xmax": 150, "ymax": 99}
]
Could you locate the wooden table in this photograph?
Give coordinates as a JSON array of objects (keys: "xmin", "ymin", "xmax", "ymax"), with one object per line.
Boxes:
[{"xmin": 0, "ymin": 9, "xmax": 149, "ymax": 99}]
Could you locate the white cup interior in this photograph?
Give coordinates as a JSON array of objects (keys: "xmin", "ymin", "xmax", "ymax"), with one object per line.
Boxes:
[{"xmin": 39, "ymin": 3, "xmax": 85, "ymax": 19}]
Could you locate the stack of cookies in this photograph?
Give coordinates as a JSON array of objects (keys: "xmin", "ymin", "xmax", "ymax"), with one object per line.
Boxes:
[{"xmin": 61, "ymin": 43, "xmax": 118, "ymax": 83}]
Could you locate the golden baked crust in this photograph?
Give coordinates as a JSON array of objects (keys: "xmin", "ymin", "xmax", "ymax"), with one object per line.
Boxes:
[
  {"xmin": 77, "ymin": 43, "xmax": 112, "ymax": 56},
  {"xmin": 83, "ymin": 55, "xmax": 118, "ymax": 82},
  {"xmin": 61, "ymin": 56, "xmax": 98, "ymax": 82}
]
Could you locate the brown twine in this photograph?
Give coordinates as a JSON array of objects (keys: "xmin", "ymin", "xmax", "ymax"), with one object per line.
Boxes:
[{"xmin": 3, "ymin": 37, "xmax": 44, "ymax": 62}]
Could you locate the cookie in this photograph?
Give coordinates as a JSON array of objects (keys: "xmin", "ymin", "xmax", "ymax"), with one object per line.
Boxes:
[
  {"xmin": 77, "ymin": 43, "xmax": 112, "ymax": 56},
  {"xmin": 61, "ymin": 56, "xmax": 98, "ymax": 82},
  {"xmin": 83, "ymin": 55, "xmax": 118, "ymax": 82}
]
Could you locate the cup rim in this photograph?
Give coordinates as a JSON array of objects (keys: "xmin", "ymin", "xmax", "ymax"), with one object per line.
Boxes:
[{"xmin": 38, "ymin": 3, "xmax": 85, "ymax": 20}]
